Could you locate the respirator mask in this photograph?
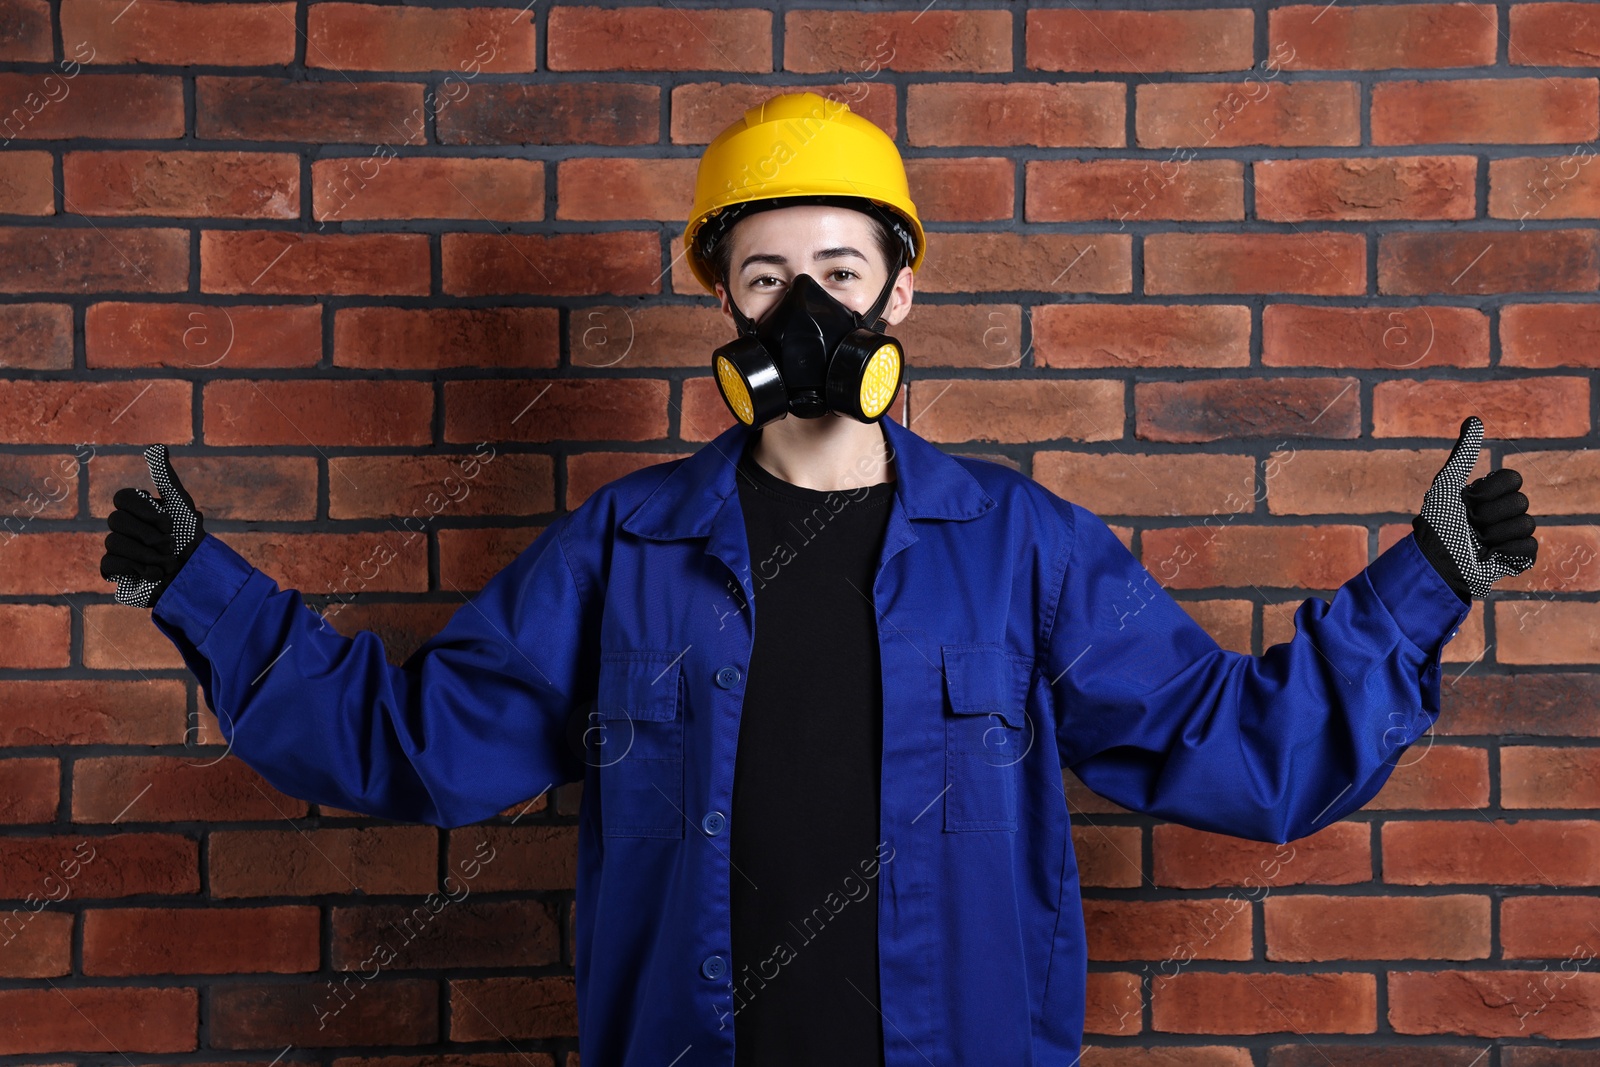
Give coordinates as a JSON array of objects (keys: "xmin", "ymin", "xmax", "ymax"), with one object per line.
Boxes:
[{"xmin": 711, "ymin": 245, "xmax": 907, "ymax": 430}]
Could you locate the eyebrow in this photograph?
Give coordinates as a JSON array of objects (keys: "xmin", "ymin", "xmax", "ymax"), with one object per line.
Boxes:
[{"xmin": 738, "ymin": 246, "xmax": 868, "ymax": 274}]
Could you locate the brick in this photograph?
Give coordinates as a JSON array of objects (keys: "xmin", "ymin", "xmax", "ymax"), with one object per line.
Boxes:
[
  {"xmin": 306, "ymin": 3, "xmax": 535, "ymax": 72},
  {"xmin": 0, "ymin": 833, "xmax": 198, "ymax": 900},
  {"xmin": 438, "ymin": 526, "xmax": 543, "ymax": 591},
  {"xmin": 1374, "ymin": 78, "xmax": 1599, "ymax": 144},
  {"xmin": 0, "ymin": 756, "xmax": 59, "ymax": 823},
  {"xmin": 907, "ymin": 157, "xmax": 1014, "ymax": 221},
  {"xmin": 1262, "ymin": 303, "xmax": 1489, "ymax": 369},
  {"xmin": 1383, "ymin": 819, "xmax": 1600, "ymax": 884},
  {"xmin": 86, "ymin": 301, "xmax": 320, "ymax": 368},
  {"xmin": 208, "ymin": 826, "xmax": 436, "ymax": 897},
  {"xmin": 1267, "ymin": 1046, "xmax": 1495, "ymax": 1067},
  {"xmin": 1379, "ymin": 228, "xmax": 1600, "ymax": 294},
  {"xmin": 88, "ymin": 451, "xmax": 318, "ymax": 522},
  {"xmin": 0, "ymin": 451, "xmax": 80, "ymax": 523},
  {"xmin": 1083, "ymin": 898, "xmax": 1253, "ymax": 962},
  {"xmin": 0, "ymin": 909, "xmax": 70, "ymax": 978},
  {"xmin": 1389, "ymin": 969, "xmax": 1600, "ymax": 1038},
  {"xmin": 1144, "ymin": 523, "xmax": 1367, "ymax": 590},
  {"xmin": 0, "ymin": 679, "xmax": 184, "ymax": 746},
  {"xmin": 568, "ymin": 450, "xmax": 683, "ymax": 506},
  {"xmin": 211, "ymin": 979, "xmax": 437, "ymax": 1047},
  {"xmin": 0, "ymin": 987, "xmax": 196, "ymax": 1053},
  {"xmin": 200, "ymin": 231, "xmax": 430, "ymax": 296},
  {"xmin": 1084, "ymin": 971, "xmax": 1142, "ymax": 1035},
  {"xmin": 679, "ymin": 375, "xmax": 746, "ymax": 440},
  {"xmin": 81, "ymin": 604, "xmax": 187, "ymax": 671},
  {"xmin": 1146, "ymin": 232, "xmax": 1365, "ymax": 295},
  {"xmin": 441, "ymin": 231, "xmax": 660, "ymax": 296},
  {"xmin": 0, "ymin": 605, "xmax": 68, "ymax": 670},
  {"xmin": 331, "ymin": 899, "xmax": 558, "ymax": 970},
  {"xmin": 62, "ymin": 0, "xmax": 294, "ymax": 64},
  {"xmin": 446, "ymin": 826, "xmax": 577, "ymax": 892},
  {"xmin": 1074, "ymin": 825, "xmax": 1143, "ymax": 888},
  {"xmin": 555, "ymin": 157, "xmax": 689, "ymax": 222},
  {"xmin": 1501, "ymin": 302, "xmax": 1600, "ymax": 368},
  {"xmin": 567, "ymin": 305, "xmax": 735, "ymax": 370},
  {"xmin": 1028, "ymin": 159, "xmax": 1243, "ymax": 224},
  {"xmin": 909, "ymin": 81, "xmax": 1125, "ymax": 148},
  {"xmin": 1136, "ymin": 81, "xmax": 1360, "ymax": 148},
  {"xmin": 906, "ymin": 378, "xmax": 1123, "ymax": 445},
  {"xmin": 1496, "ymin": 601, "xmax": 1600, "ymax": 665},
  {"xmin": 1034, "ymin": 451, "xmax": 1254, "ymax": 517},
  {"xmin": 440, "ymin": 82, "xmax": 660, "ymax": 145},
  {"xmin": 547, "ymin": 7, "xmax": 768, "ymax": 72},
  {"xmin": 1256, "ymin": 155, "xmax": 1477, "ymax": 222},
  {"xmin": 1436, "ymin": 673, "xmax": 1600, "ymax": 737},
  {"xmin": 0, "ymin": 302, "xmax": 72, "ymax": 368},
  {"xmin": 1502, "ymin": 746, "xmax": 1600, "ymax": 809},
  {"xmin": 1482, "ymin": 450, "xmax": 1600, "ymax": 515},
  {"xmin": 889, "ymin": 304, "xmax": 1026, "ymax": 368},
  {"xmin": 443, "ymin": 378, "xmax": 670, "ymax": 444},
  {"xmin": 336, "ymin": 306, "xmax": 558, "ymax": 370},
  {"xmin": 0, "ymin": 73, "xmax": 183, "ymax": 141},
  {"xmin": 0, "ymin": 149, "xmax": 54, "ymax": 213},
  {"xmin": 313, "ymin": 156, "xmax": 543, "ymax": 222},
  {"xmin": 196, "ymin": 75, "xmax": 426, "ymax": 143},
  {"xmin": 0, "ymin": 226, "xmax": 188, "ymax": 293},
  {"xmin": 1500, "ymin": 895, "xmax": 1600, "ymax": 958},
  {"xmin": 448, "ymin": 976, "xmax": 575, "ymax": 1041},
  {"xmin": 670, "ymin": 81, "xmax": 897, "ymax": 144},
  {"xmin": 1136, "ymin": 377, "xmax": 1361, "ymax": 443},
  {"xmin": 1180, "ymin": 597, "xmax": 1254, "ymax": 654},
  {"xmin": 1268, "ymin": 4, "xmax": 1498, "ymax": 70},
  {"xmin": 1265, "ymin": 893, "xmax": 1490, "ymax": 961},
  {"xmin": 1153, "ymin": 972, "xmax": 1376, "ymax": 1034},
  {"xmin": 72, "ymin": 756, "xmax": 312, "ymax": 823},
  {"xmin": 1029, "ymin": 8, "xmax": 1253, "ymax": 72},
  {"xmin": 1034, "ymin": 303, "xmax": 1250, "ymax": 368},
  {"xmin": 1498, "ymin": 525, "xmax": 1600, "ymax": 599},
  {"xmin": 915, "ymin": 232, "xmax": 1133, "ymax": 293},
  {"xmin": 0, "ymin": 0, "xmax": 51, "ymax": 61},
  {"xmin": 1510, "ymin": 2, "xmax": 1600, "ymax": 65},
  {"xmin": 83, "ymin": 905, "xmax": 318, "ymax": 974},
  {"xmin": 1264, "ymin": 447, "xmax": 1490, "ymax": 515},
  {"xmin": 1154, "ymin": 821, "xmax": 1371, "ymax": 888},
  {"xmin": 328, "ymin": 452, "xmax": 553, "ymax": 520},
  {"xmin": 1490, "ymin": 153, "xmax": 1600, "ymax": 225},
  {"xmin": 787, "ymin": 10, "xmax": 1010, "ymax": 73},
  {"xmin": 1365, "ymin": 744, "xmax": 1491, "ymax": 810},
  {"xmin": 1371, "ymin": 376, "xmax": 1590, "ymax": 438},
  {"xmin": 0, "ymin": 532, "xmax": 114, "ymax": 594},
  {"xmin": 202, "ymin": 379, "xmax": 432, "ymax": 447}
]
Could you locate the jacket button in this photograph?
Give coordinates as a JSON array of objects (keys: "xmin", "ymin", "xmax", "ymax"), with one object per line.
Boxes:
[
  {"xmin": 701, "ymin": 810, "xmax": 726, "ymax": 836},
  {"xmin": 701, "ymin": 954, "xmax": 726, "ymax": 980},
  {"xmin": 715, "ymin": 665, "xmax": 741, "ymax": 689}
]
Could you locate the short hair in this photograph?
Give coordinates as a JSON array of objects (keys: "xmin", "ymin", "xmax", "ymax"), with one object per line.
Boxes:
[{"xmin": 709, "ymin": 206, "xmax": 901, "ymax": 290}]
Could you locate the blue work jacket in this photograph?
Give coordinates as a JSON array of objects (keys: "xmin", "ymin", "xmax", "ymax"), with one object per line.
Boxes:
[{"xmin": 149, "ymin": 412, "xmax": 1471, "ymax": 1065}]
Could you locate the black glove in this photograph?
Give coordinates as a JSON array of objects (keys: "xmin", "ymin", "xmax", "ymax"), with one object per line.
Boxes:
[
  {"xmin": 101, "ymin": 445, "xmax": 206, "ymax": 609},
  {"xmin": 1411, "ymin": 415, "xmax": 1538, "ymax": 603}
]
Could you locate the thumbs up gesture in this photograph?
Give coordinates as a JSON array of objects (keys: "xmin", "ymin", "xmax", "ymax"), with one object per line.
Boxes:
[
  {"xmin": 100, "ymin": 445, "xmax": 207, "ymax": 609},
  {"xmin": 1411, "ymin": 416, "xmax": 1539, "ymax": 601}
]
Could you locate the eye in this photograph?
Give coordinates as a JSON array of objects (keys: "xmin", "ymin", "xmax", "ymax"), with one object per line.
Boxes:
[{"xmin": 750, "ymin": 268, "xmax": 859, "ymax": 289}]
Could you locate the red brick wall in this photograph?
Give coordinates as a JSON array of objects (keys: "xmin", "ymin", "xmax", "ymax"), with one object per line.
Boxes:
[{"xmin": 2, "ymin": 1, "xmax": 1598, "ymax": 1062}]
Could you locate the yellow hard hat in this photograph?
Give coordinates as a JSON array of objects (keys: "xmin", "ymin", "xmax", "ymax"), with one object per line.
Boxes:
[{"xmin": 682, "ymin": 90, "xmax": 926, "ymax": 296}]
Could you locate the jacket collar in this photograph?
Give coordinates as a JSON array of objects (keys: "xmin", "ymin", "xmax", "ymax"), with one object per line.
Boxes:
[{"xmin": 621, "ymin": 412, "xmax": 996, "ymax": 542}]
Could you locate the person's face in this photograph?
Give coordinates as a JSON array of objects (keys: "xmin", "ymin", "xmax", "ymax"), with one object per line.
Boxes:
[{"xmin": 713, "ymin": 204, "xmax": 914, "ymax": 332}]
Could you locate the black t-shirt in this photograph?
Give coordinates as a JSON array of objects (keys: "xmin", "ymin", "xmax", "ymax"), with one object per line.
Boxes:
[{"xmin": 728, "ymin": 433, "xmax": 895, "ymax": 1066}]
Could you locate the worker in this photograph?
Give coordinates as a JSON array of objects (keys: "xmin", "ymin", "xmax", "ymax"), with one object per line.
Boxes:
[{"xmin": 101, "ymin": 91, "xmax": 1538, "ymax": 1066}]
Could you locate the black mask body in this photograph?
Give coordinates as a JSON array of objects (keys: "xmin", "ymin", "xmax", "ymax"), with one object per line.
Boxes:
[{"xmin": 712, "ymin": 266, "xmax": 906, "ymax": 429}]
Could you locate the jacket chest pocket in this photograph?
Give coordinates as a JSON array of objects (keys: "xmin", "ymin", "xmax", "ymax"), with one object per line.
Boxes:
[
  {"xmin": 593, "ymin": 650, "xmax": 685, "ymax": 839},
  {"xmin": 942, "ymin": 643, "xmax": 1026, "ymax": 832}
]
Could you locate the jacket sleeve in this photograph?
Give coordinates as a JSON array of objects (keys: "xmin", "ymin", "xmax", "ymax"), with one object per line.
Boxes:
[
  {"xmin": 149, "ymin": 513, "xmax": 600, "ymax": 829},
  {"xmin": 1045, "ymin": 501, "xmax": 1472, "ymax": 845}
]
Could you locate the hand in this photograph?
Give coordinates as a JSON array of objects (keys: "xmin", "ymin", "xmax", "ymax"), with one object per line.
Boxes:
[
  {"xmin": 1411, "ymin": 415, "xmax": 1538, "ymax": 601},
  {"xmin": 100, "ymin": 445, "xmax": 206, "ymax": 609}
]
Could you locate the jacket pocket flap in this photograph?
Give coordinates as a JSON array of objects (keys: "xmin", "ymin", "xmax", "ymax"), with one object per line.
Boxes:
[
  {"xmin": 942, "ymin": 644, "xmax": 1022, "ymax": 728},
  {"xmin": 596, "ymin": 651, "xmax": 682, "ymax": 722}
]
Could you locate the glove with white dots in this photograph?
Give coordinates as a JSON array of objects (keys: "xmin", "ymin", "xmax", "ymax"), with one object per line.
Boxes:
[
  {"xmin": 1411, "ymin": 415, "xmax": 1538, "ymax": 602},
  {"xmin": 100, "ymin": 445, "xmax": 206, "ymax": 609}
]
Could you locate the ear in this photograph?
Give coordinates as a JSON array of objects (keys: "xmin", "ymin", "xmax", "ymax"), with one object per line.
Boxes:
[{"xmin": 880, "ymin": 265, "xmax": 915, "ymax": 328}]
